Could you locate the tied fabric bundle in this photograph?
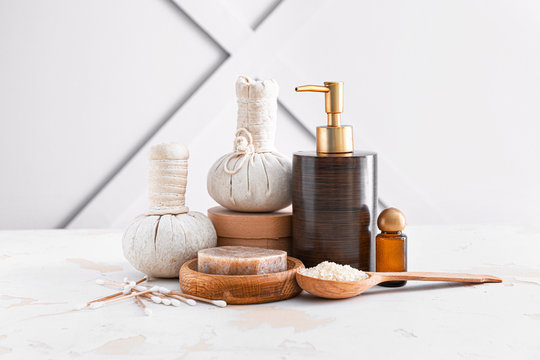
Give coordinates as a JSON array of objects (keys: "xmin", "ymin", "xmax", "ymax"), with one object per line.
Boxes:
[
  {"xmin": 207, "ymin": 76, "xmax": 292, "ymax": 212},
  {"xmin": 122, "ymin": 143, "xmax": 217, "ymax": 278}
]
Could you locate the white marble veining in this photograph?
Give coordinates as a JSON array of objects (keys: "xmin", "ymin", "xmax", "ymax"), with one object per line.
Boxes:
[{"xmin": 0, "ymin": 225, "xmax": 539, "ymax": 359}]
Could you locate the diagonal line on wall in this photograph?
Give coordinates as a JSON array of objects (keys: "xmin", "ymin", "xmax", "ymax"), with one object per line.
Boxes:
[
  {"xmin": 168, "ymin": 0, "xmax": 229, "ymax": 56},
  {"xmin": 277, "ymin": 99, "xmax": 315, "ymax": 141},
  {"xmin": 58, "ymin": 0, "xmax": 229, "ymax": 228},
  {"xmin": 252, "ymin": 0, "xmax": 284, "ymax": 30}
]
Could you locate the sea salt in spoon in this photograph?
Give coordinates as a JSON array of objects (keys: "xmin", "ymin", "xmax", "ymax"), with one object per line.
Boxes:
[{"xmin": 296, "ymin": 271, "xmax": 502, "ymax": 299}]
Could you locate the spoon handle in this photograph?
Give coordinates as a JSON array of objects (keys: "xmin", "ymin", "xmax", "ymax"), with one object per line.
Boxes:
[{"xmin": 374, "ymin": 272, "xmax": 502, "ymax": 283}]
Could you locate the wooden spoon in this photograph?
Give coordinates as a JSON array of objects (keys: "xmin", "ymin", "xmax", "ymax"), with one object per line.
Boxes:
[{"xmin": 296, "ymin": 272, "xmax": 502, "ymax": 299}]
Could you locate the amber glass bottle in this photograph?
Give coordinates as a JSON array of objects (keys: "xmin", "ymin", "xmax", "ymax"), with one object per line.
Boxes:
[{"xmin": 376, "ymin": 208, "xmax": 407, "ymax": 287}]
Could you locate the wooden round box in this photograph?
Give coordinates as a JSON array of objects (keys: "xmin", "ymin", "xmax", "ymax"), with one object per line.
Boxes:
[{"xmin": 207, "ymin": 206, "xmax": 292, "ymax": 253}]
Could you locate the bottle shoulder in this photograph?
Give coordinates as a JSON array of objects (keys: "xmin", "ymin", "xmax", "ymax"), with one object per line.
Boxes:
[
  {"xmin": 293, "ymin": 150, "xmax": 377, "ymax": 158},
  {"xmin": 377, "ymin": 232, "xmax": 407, "ymax": 240}
]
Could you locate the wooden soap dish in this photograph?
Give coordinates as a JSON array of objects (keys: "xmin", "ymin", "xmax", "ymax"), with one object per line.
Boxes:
[{"xmin": 179, "ymin": 257, "xmax": 304, "ymax": 304}]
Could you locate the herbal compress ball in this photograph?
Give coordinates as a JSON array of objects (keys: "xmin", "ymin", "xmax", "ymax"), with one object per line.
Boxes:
[
  {"xmin": 207, "ymin": 76, "xmax": 292, "ymax": 212},
  {"xmin": 122, "ymin": 143, "xmax": 217, "ymax": 278}
]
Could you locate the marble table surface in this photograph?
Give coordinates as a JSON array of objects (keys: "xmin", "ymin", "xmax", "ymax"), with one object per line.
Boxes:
[{"xmin": 0, "ymin": 225, "xmax": 539, "ymax": 359}]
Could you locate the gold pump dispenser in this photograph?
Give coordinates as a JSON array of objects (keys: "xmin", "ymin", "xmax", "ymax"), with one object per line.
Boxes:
[{"xmin": 295, "ymin": 82, "xmax": 353, "ymax": 155}]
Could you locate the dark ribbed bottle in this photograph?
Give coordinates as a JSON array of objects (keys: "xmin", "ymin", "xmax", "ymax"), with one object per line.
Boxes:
[{"xmin": 292, "ymin": 151, "xmax": 377, "ymax": 270}]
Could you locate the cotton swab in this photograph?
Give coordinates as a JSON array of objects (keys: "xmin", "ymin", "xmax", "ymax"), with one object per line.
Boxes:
[
  {"xmin": 95, "ymin": 281, "xmax": 134, "ymax": 295},
  {"xmin": 135, "ymin": 285, "xmax": 194, "ymax": 306},
  {"xmin": 78, "ymin": 276, "xmax": 148, "ymax": 310},
  {"xmin": 161, "ymin": 298, "xmax": 172, "ymax": 306},
  {"xmin": 158, "ymin": 287, "xmax": 171, "ymax": 294},
  {"xmin": 73, "ymin": 291, "xmax": 119, "ymax": 310},
  {"xmin": 135, "ymin": 296, "xmax": 152, "ymax": 317},
  {"xmin": 133, "ymin": 285, "xmax": 217, "ymax": 307},
  {"xmin": 210, "ymin": 300, "xmax": 227, "ymax": 308},
  {"xmin": 169, "ymin": 294, "xmax": 196, "ymax": 306},
  {"xmin": 89, "ymin": 289, "xmax": 154, "ymax": 309},
  {"xmin": 94, "ymin": 276, "xmax": 147, "ymax": 290},
  {"xmin": 90, "ymin": 301, "xmax": 104, "ymax": 309},
  {"xmin": 145, "ymin": 291, "xmax": 175, "ymax": 306},
  {"xmin": 134, "ymin": 285, "xmax": 199, "ymax": 306},
  {"xmin": 170, "ymin": 291, "xmax": 226, "ymax": 307},
  {"xmin": 140, "ymin": 286, "xmax": 195, "ymax": 306},
  {"xmin": 132, "ymin": 288, "xmax": 162, "ymax": 304}
]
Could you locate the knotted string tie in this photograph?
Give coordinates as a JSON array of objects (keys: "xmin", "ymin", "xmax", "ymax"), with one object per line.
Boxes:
[{"xmin": 223, "ymin": 128, "xmax": 256, "ymax": 175}]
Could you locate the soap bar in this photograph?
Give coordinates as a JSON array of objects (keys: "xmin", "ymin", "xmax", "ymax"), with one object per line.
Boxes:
[{"xmin": 198, "ymin": 246, "xmax": 287, "ymax": 275}]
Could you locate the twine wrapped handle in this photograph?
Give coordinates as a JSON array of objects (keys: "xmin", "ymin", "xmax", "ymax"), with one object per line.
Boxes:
[{"xmin": 147, "ymin": 143, "xmax": 190, "ymax": 215}]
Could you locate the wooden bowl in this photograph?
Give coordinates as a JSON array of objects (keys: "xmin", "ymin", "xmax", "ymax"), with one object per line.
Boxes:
[{"xmin": 179, "ymin": 257, "xmax": 304, "ymax": 304}]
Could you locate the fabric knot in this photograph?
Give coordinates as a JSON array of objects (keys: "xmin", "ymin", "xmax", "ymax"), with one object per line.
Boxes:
[
  {"xmin": 233, "ymin": 129, "xmax": 255, "ymax": 154},
  {"xmin": 224, "ymin": 128, "xmax": 256, "ymax": 175}
]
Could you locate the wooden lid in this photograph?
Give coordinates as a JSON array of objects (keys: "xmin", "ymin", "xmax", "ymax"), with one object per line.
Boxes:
[
  {"xmin": 377, "ymin": 207, "xmax": 406, "ymax": 232},
  {"xmin": 208, "ymin": 206, "xmax": 292, "ymax": 239}
]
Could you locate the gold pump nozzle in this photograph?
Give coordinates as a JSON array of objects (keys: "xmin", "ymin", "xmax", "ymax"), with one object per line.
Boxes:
[
  {"xmin": 296, "ymin": 82, "xmax": 343, "ymax": 127},
  {"xmin": 295, "ymin": 81, "xmax": 353, "ymax": 154}
]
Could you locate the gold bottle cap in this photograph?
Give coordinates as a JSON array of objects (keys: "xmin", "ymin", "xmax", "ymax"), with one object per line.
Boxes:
[
  {"xmin": 295, "ymin": 81, "xmax": 353, "ymax": 154},
  {"xmin": 377, "ymin": 208, "xmax": 406, "ymax": 232}
]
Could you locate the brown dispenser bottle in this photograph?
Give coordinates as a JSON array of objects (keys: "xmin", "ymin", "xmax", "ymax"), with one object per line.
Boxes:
[
  {"xmin": 292, "ymin": 82, "xmax": 377, "ymax": 270},
  {"xmin": 376, "ymin": 208, "xmax": 407, "ymax": 287}
]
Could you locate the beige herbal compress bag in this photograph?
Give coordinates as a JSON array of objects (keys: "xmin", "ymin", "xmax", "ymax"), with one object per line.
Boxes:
[
  {"xmin": 123, "ymin": 143, "xmax": 217, "ymax": 278},
  {"xmin": 207, "ymin": 76, "xmax": 292, "ymax": 212}
]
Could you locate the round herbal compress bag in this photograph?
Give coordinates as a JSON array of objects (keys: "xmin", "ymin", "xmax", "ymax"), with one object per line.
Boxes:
[
  {"xmin": 123, "ymin": 143, "xmax": 217, "ymax": 278},
  {"xmin": 207, "ymin": 76, "xmax": 292, "ymax": 212}
]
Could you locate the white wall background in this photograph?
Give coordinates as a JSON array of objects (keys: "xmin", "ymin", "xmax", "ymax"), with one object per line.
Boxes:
[{"xmin": 0, "ymin": 0, "xmax": 539, "ymax": 229}]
